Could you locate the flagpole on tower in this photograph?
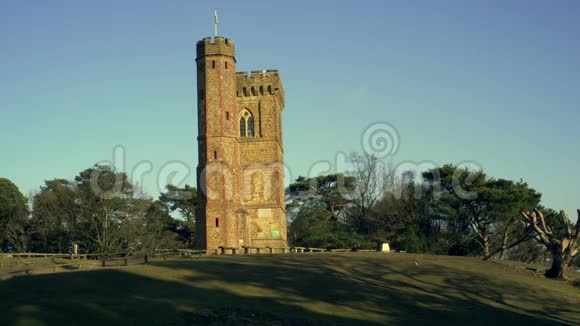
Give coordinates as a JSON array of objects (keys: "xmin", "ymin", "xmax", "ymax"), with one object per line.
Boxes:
[{"xmin": 214, "ymin": 9, "xmax": 219, "ymax": 37}]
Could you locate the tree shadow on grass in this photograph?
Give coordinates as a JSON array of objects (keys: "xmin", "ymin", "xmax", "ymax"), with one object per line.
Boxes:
[
  {"xmin": 0, "ymin": 268, "xmax": 377, "ymax": 326},
  {"xmin": 153, "ymin": 255, "xmax": 578, "ymax": 325},
  {"xmin": 347, "ymin": 260, "xmax": 579, "ymax": 325},
  {"xmin": 0, "ymin": 254, "xmax": 578, "ymax": 325}
]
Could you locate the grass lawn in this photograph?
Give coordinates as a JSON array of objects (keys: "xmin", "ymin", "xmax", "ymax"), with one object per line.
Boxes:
[{"xmin": 0, "ymin": 253, "xmax": 578, "ymax": 325}]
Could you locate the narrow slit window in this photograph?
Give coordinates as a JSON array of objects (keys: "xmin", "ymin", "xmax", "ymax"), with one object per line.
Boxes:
[
  {"xmin": 214, "ymin": 150, "xmax": 217, "ymax": 160},
  {"xmin": 212, "ymin": 60, "xmax": 215, "ymax": 69},
  {"xmin": 225, "ymin": 61, "xmax": 228, "ymax": 70},
  {"xmin": 215, "ymin": 218, "xmax": 219, "ymax": 227},
  {"xmin": 226, "ymin": 112, "xmax": 230, "ymax": 120}
]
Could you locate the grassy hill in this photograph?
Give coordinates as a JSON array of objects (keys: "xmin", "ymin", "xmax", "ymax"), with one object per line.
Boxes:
[{"xmin": 0, "ymin": 253, "xmax": 578, "ymax": 325}]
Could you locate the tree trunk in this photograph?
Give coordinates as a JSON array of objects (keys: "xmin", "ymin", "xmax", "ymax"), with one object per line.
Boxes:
[
  {"xmin": 545, "ymin": 250, "xmax": 568, "ymax": 279},
  {"xmin": 499, "ymin": 218, "xmax": 515, "ymax": 260},
  {"xmin": 482, "ymin": 228, "xmax": 533, "ymax": 261},
  {"xmin": 482, "ymin": 238, "xmax": 490, "ymax": 259},
  {"xmin": 498, "ymin": 235, "xmax": 508, "ymax": 260},
  {"xmin": 480, "ymin": 230, "xmax": 490, "ymax": 258}
]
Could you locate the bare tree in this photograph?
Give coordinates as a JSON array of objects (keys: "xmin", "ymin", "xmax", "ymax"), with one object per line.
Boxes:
[
  {"xmin": 351, "ymin": 153, "xmax": 382, "ymax": 213},
  {"xmin": 521, "ymin": 208, "xmax": 580, "ymax": 279},
  {"xmin": 349, "ymin": 153, "xmax": 384, "ymax": 234}
]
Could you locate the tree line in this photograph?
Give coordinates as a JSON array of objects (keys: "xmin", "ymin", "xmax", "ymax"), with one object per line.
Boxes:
[
  {"xmin": 286, "ymin": 153, "xmax": 579, "ymax": 279},
  {"xmin": 0, "ymin": 165, "xmax": 196, "ymax": 258},
  {"xmin": 1, "ymin": 155, "xmax": 578, "ymax": 279}
]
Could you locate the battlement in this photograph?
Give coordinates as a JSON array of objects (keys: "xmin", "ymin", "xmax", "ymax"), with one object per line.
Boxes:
[
  {"xmin": 196, "ymin": 36, "xmax": 235, "ymax": 59},
  {"xmin": 236, "ymin": 70, "xmax": 285, "ymax": 108},
  {"xmin": 235, "ymin": 70, "xmax": 279, "ymax": 79}
]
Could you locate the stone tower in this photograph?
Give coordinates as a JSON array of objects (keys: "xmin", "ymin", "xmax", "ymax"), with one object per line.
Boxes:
[{"xmin": 195, "ymin": 36, "xmax": 287, "ymax": 252}]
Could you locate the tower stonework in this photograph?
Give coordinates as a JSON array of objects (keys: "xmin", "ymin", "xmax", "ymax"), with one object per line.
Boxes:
[{"xmin": 195, "ymin": 36, "xmax": 287, "ymax": 252}]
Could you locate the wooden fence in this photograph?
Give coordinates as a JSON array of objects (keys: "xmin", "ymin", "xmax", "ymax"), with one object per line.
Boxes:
[
  {"xmin": 0, "ymin": 247, "xmax": 390, "ymax": 279},
  {"xmin": 0, "ymin": 251, "xmax": 158, "ymax": 279}
]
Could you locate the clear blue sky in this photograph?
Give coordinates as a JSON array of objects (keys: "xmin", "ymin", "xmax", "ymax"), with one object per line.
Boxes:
[{"xmin": 1, "ymin": 1, "xmax": 578, "ymax": 216}]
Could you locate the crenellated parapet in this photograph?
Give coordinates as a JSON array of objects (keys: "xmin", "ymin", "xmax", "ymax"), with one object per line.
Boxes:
[
  {"xmin": 196, "ymin": 36, "xmax": 236, "ymax": 59},
  {"xmin": 236, "ymin": 70, "xmax": 285, "ymax": 108}
]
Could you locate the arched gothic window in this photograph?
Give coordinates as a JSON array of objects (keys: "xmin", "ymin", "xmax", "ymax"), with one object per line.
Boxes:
[{"xmin": 239, "ymin": 109, "xmax": 255, "ymax": 138}]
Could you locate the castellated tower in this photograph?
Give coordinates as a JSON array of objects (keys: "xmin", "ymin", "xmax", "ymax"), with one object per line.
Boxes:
[{"xmin": 195, "ymin": 36, "xmax": 287, "ymax": 252}]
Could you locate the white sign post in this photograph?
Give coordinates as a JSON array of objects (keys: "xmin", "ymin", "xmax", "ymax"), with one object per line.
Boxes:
[{"xmin": 381, "ymin": 243, "xmax": 391, "ymax": 253}]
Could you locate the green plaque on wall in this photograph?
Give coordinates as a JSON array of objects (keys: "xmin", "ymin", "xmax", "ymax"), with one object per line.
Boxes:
[{"xmin": 271, "ymin": 230, "xmax": 280, "ymax": 239}]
